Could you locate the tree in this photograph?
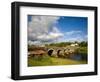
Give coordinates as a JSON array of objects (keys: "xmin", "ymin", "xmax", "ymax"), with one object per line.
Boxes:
[{"xmin": 79, "ymin": 41, "xmax": 87, "ymax": 47}]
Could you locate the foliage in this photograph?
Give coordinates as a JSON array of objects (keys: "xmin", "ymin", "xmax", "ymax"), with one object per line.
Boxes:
[
  {"xmin": 79, "ymin": 41, "xmax": 87, "ymax": 47},
  {"xmin": 75, "ymin": 46, "xmax": 88, "ymax": 55},
  {"xmin": 45, "ymin": 42, "xmax": 72, "ymax": 47},
  {"xmin": 45, "ymin": 41, "xmax": 87, "ymax": 47}
]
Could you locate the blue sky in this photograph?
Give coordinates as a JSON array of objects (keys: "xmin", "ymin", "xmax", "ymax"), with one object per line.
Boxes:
[
  {"xmin": 28, "ymin": 15, "xmax": 88, "ymax": 44},
  {"xmin": 54, "ymin": 16, "xmax": 88, "ymax": 42},
  {"xmin": 56, "ymin": 16, "xmax": 87, "ymax": 34}
]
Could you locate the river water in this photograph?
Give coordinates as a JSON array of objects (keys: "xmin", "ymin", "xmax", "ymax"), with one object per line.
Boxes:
[{"xmin": 69, "ymin": 53, "xmax": 87, "ymax": 61}]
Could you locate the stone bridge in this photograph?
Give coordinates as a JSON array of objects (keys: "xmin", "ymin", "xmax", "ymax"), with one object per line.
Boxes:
[
  {"xmin": 46, "ymin": 46, "xmax": 77, "ymax": 58},
  {"xmin": 28, "ymin": 46, "xmax": 78, "ymax": 58}
]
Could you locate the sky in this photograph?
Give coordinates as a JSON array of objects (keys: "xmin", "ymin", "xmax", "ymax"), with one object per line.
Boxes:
[{"xmin": 28, "ymin": 15, "xmax": 88, "ymax": 45}]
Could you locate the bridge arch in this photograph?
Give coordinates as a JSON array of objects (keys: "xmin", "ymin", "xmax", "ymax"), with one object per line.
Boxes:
[
  {"xmin": 48, "ymin": 49, "xmax": 54, "ymax": 56},
  {"xmin": 57, "ymin": 49, "xmax": 64, "ymax": 57}
]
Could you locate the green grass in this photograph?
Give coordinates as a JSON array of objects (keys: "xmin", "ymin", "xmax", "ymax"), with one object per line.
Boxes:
[
  {"xmin": 76, "ymin": 47, "xmax": 88, "ymax": 54},
  {"xmin": 28, "ymin": 55, "xmax": 87, "ymax": 67}
]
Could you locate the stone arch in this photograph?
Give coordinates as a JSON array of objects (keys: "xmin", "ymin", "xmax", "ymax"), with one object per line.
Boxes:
[
  {"xmin": 48, "ymin": 49, "xmax": 54, "ymax": 56},
  {"xmin": 57, "ymin": 50, "xmax": 61, "ymax": 56},
  {"xmin": 57, "ymin": 49, "xmax": 64, "ymax": 57}
]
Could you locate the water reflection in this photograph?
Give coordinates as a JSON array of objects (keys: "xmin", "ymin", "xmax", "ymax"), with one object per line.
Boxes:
[{"xmin": 69, "ymin": 54, "xmax": 87, "ymax": 61}]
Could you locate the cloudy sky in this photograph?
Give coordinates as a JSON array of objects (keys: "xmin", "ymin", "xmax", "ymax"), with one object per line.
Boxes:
[{"xmin": 28, "ymin": 15, "xmax": 87, "ymax": 45}]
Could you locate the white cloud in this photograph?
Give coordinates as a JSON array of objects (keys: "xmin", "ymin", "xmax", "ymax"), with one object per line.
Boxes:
[
  {"xmin": 65, "ymin": 30, "xmax": 82, "ymax": 35},
  {"xmin": 66, "ymin": 36, "xmax": 86, "ymax": 42},
  {"xmin": 56, "ymin": 30, "xmax": 87, "ymax": 42},
  {"xmin": 37, "ymin": 32, "xmax": 63, "ymax": 41},
  {"xmin": 65, "ymin": 34, "xmax": 87, "ymax": 42},
  {"xmin": 28, "ymin": 15, "xmax": 63, "ymax": 44}
]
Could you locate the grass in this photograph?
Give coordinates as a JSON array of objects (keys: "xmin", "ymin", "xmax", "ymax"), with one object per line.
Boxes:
[
  {"xmin": 76, "ymin": 47, "xmax": 88, "ymax": 54},
  {"xmin": 28, "ymin": 55, "xmax": 87, "ymax": 67}
]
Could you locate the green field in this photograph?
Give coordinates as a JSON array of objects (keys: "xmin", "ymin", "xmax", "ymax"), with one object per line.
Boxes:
[{"xmin": 28, "ymin": 55, "xmax": 87, "ymax": 67}]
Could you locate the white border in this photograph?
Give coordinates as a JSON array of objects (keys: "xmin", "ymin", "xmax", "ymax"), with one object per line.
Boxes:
[{"xmin": 20, "ymin": 6, "xmax": 95, "ymax": 76}]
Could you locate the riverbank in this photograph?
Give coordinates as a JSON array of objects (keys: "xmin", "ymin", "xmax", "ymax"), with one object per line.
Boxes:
[{"xmin": 28, "ymin": 55, "xmax": 87, "ymax": 67}]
